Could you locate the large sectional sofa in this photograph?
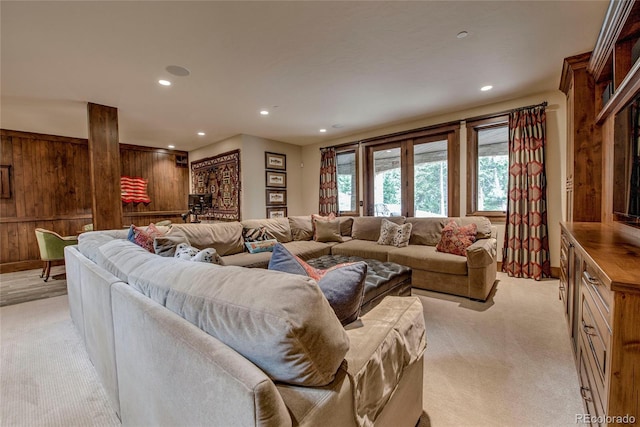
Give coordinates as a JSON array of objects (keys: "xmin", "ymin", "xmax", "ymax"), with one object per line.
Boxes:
[
  {"xmin": 64, "ymin": 215, "xmax": 496, "ymax": 426},
  {"xmin": 65, "ymin": 225, "xmax": 427, "ymax": 427}
]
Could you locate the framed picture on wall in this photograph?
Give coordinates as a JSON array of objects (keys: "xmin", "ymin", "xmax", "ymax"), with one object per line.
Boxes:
[
  {"xmin": 265, "ymin": 152, "xmax": 286, "ymax": 170},
  {"xmin": 266, "ymin": 189, "xmax": 287, "ymax": 206},
  {"xmin": 266, "ymin": 171, "xmax": 286, "ymax": 188},
  {"xmin": 266, "ymin": 207, "xmax": 288, "ymax": 218}
]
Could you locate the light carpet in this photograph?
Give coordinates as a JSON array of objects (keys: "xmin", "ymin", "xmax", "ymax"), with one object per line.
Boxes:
[{"xmin": 0, "ymin": 272, "xmax": 583, "ymax": 426}]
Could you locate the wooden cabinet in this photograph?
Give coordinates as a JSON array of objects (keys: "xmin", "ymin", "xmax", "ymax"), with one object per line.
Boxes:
[{"xmin": 560, "ymin": 222, "xmax": 640, "ymax": 425}]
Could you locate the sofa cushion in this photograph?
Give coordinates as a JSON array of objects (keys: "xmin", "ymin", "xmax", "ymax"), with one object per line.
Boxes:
[
  {"xmin": 219, "ymin": 251, "xmax": 273, "ymax": 268},
  {"xmin": 377, "ymin": 219, "xmax": 412, "ymax": 248},
  {"xmin": 406, "ymin": 218, "xmax": 446, "ymax": 246},
  {"xmin": 351, "ymin": 216, "xmax": 405, "ymax": 241},
  {"xmin": 96, "ymin": 239, "xmax": 161, "ymax": 283},
  {"xmin": 241, "ymin": 218, "xmax": 292, "ymax": 243},
  {"xmin": 458, "ymin": 216, "xmax": 493, "ymax": 239},
  {"xmin": 330, "ymin": 239, "xmax": 394, "ymax": 262},
  {"xmin": 288, "ymin": 215, "xmax": 313, "ymax": 241},
  {"xmin": 338, "ymin": 216, "xmax": 354, "ymax": 237},
  {"xmin": 388, "ymin": 245, "xmax": 468, "ymax": 276},
  {"xmin": 78, "ymin": 230, "xmax": 129, "ymax": 262},
  {"xmin": 314, "ymin": 218, "xmax": 343, "ymax": 243},
  {"xmin": 268, "ymin": 244, "xmax": 367, "ymax": 325},
  {"xmin": 282, "ymin": 240, "xmax": 333, "ymax": 260},
  {"xmin": 127, "ymin": 259, "xmax": 349, "ymax": 387},
  {"xmin": 153, "ymin": 230, "xmax": 190, "ymax": 257},
  {"xmin": 171, "ymin": 223, "xmax": 244, "ymax": 256},
  {"xmin": 436, "ymin": 220, "xmax": 477, "ymax": 256}
]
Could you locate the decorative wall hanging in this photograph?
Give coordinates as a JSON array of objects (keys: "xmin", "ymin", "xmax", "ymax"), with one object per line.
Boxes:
[
  {"xmin": 191, "ymin": 149, "xmax": 241, "ymax": 221},
  {"xmin": 121, "ymin": 176, "xmax": 151, "ymax": 204}
]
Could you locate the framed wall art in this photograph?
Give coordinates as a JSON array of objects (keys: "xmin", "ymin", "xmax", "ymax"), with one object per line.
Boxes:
[
  {"xmin": 266, "ymin": 189, "xmax": 287, "ymax": 206},
  {"xmin": 265, "ymin": 152, "xmax": 286, "ymax": 171},
  {"xmin": 266, "ymin": 206, "xmax": 288, "ymax": 218},
  {"xmin": 266, "ymin": 171, "xmax": 286, "ymax": 188}
]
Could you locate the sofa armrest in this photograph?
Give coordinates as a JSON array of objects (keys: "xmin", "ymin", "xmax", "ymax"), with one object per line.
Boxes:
[
  {"xmin": 466, "ymin": 237, "xmax": 497, "ymax": 268},
  {"xmin": 343, "ymin": 296, "xmax": 426, "ymax": 426}
]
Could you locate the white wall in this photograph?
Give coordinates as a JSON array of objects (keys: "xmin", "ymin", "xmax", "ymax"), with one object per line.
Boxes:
[
  {"xmin": 301, "ymin": 90, "xmax": 567, "ymax": 269},
  {"xmin": 188, "ymin": 134, "xmax": 303, "ymax": 220}
]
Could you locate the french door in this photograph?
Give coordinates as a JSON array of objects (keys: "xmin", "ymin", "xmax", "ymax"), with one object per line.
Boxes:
[{"xmin": 364, "ymin": 127, "xmax": 459, "ymax": 217}]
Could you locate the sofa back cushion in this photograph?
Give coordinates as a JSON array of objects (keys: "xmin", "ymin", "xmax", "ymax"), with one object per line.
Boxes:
[
  {"xmin": 351, "ymin": 216, "xmax": 405, "ymax": 241},
  {"xmin": 338, "ymin": 216, "xmax": 354, "ymax": 237},
  {"xmin": 127, "ymin": 259, "xmax": 349, "ymax": 387},
  {"xmin": 406, "ymin": 218, "xmax": 447, "ymax": 246},
  {"xmin": 96, "ymin": 239, "xmax": 160, "ymax": 283},
  {"xmin": 171, "ymin": 222, "xmax": 244, "ymax": 256},
  {"xmin": 458, "ymin": 216, "xmax": 493, "ymax": 239},
  {"xmin": 241, "ymin": 218, "xmax": 292, "ymax": 243},
  {"xmin": 289, "ymin": 216, "xmax": 313, "ymax": 241}
]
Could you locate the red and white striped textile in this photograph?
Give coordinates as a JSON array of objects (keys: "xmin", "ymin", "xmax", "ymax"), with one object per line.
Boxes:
[{"xmin": 121, "ymin": 176, "xmax": 151, "ymax": 203}]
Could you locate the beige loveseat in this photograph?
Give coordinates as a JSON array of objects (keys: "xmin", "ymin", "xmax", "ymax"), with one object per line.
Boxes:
[
  {"xmin": 65, "ymin": 229, "xmax": 427, "ymax": 427},
  {"xmin": 169, "ymin": 215, "xmax": 498, "ymax": 301}
]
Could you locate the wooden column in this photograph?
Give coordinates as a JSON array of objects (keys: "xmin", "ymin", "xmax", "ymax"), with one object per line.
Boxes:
[{"xmin": 87, "ymin": 103, "xmax": 122, "ymax": 230}]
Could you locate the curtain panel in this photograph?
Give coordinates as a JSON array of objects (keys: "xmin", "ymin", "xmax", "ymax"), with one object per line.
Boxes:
[
  {"xmin": 502, "ymin": 105, "xmax": 551, "ymax": 280},
  {"xmin": 319, "ymin": 147, "xmax": 338, "ymax": 215}
]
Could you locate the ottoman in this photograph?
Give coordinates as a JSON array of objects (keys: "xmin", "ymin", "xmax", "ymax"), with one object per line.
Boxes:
[{"xmin": 306, "ymin": 254, "xmax": 412, "ymax": 315}]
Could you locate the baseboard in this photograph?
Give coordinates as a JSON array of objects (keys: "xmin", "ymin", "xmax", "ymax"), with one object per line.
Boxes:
[
  {"xmin": 0, "ymin": 259, "xmax": 64, "ymax": 274},
  {"xmin": 497, "ymin": 262, "xmax": 560, "ymax": 279}
]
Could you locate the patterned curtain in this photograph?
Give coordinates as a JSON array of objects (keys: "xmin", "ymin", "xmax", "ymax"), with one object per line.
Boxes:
[
  {"xmin": 502, "ymin": 105, "xmax": 551, "ymax": 280},
  {"xmin": 319, "ymin": 147, "xmax": 338, "ymax": 215}
]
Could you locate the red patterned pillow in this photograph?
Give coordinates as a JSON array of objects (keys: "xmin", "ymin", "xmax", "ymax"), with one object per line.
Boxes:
[
  {"xmin": 436, "ymin": 220, "xmax": 477, "ymax": 256},
  {"xmin": 127, "ymin": 223, "xmax": 165, "ymax": 253}
]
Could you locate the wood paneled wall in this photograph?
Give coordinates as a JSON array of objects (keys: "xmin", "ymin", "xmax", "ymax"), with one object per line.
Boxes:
[{"xmin": 0, "ymin": 130, "xmax": 189, "ymax": 272}]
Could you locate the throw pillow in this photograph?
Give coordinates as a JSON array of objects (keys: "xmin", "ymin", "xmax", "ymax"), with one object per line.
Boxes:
[
  {"xmin": 313, "ymin": 218, "xmax": 343, "ymax": 243},
  {"xmin": 245, "ymin": 239, "xmax": 278, "ymax": 254},
  {"xmin": 268, "ymin": 244, "xmax": 367, "ymax": 325},
  {"xmin": 127, "ymin": 223, "xmax": 165, "ymax": 253},
  {"xmin": 242, "ymin": 226, "xmax": 275, "ymax": 252},
  {"xmin": 311, "ymin": 213, "xmax": 336, "ymax": 240},
  {"xmin": 175, "ymin": 243, "xmax": 222, "ymax": 264},
  {"xmin": 436, "ymin": 220, "xmax": 478, "ymax": 256},
  {"xmin": 377, "ymin": 219, "xmax": 412, "ymax": 248}
]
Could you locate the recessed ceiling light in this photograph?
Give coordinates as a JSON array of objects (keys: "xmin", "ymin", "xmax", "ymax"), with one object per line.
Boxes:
[
  {"xmin": 158, "ymin": 79, "xmax": 171, "ymax": 86},
  {"xmin": 481, "ymin": 85, "xmax": 493, "ymax": 91},
  {"xmin": 166, "ymin": 65, "xmax": 191, "ymax": 77},
  {"xmin": 319, "ymin": 129, "xmax": 327, "ymax": 133},
  {"xmin": 260, "ymin": 110, "xmax": 269, "ymax": 116},
  {"xmin": 456, "ymin": 31, "xmax": 469, "ymax": 39},
  {"xmin": 197, "ymin": 132, "xmax": 205, "ymax": 136},
  {"xmin": 168, "ymin": 145, "xmax": 175, "ymax": 149}
]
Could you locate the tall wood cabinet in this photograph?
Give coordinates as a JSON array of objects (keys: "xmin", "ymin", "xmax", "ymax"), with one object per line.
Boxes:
[{"xmin": 559, "ymin": 1, "xmax": 640, "ymax": 425}]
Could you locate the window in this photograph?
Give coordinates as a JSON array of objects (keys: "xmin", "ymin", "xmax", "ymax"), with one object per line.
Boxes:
[
  {"xmin": 467, "ymin": 116, "xmax": 509, "ymax": 219},
  {"xmin": 336, "ymin": 145, "xmax": 359, "ymax": 216},
  {"xmin": 364, "ymin": 124, "xmax": 459, "ymax": 217}
]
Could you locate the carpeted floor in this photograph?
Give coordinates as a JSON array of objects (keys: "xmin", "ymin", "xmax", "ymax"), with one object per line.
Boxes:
[{"xmin": 0, "ymin": 273, "xmax": 583, "ymax": 426}]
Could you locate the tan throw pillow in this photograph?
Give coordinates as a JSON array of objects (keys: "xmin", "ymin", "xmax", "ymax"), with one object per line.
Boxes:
[
  {"xmin": 377, "ymin": 219, "xmax": 412, "ymax": 248},
  {"xmin": 314, "ymin": 218, "xmax": 343, "ymax": 243}
]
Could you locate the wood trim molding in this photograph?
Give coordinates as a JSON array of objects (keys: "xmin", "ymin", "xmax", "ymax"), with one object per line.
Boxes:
[
  {"xmin": 588, "ymin": 0, "xmax": 636, "ymax": 81},
  {"xmin": 360, "ymin": 121, "xmax": 460, "ymax": 146},
  {"xmin": 0, "ymin": 129, "xmax": 88, "ymax": 145},
  {"xmin": 0, "ymin": 214, "xmax": 92, "ymax": 224},
  {"xmin": 596, "ymin": 59, "xmax": 640, "ymax": 124},
  {"xmin": 0, "ymin": 259, "xmax": 64, "ymax": 274},
  {"xmin": 559, "ymin": 52, "xmax": 592, "ymax": 94},
  {"xmin": 120, "ymin": 143, "xmax": 188, "ymax": 156},
  {"xmin": 123, "ymin": 210, "xmax": 185, "ymax": 217}
]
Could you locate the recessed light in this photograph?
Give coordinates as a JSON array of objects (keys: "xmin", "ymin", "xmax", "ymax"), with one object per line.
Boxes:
[
  {"xmin": 481, "ymin": 85, "xmax": 493, "ymax": 91},
  {"xmin": 456, "ymin": 31, "xmax": 468, "ymax": 39},
  {"xmin": 197, "ymin": 132, "xmax": 205, "ymax": 136},
  {"xmin": 332, "ymin": 124, "xmax": 343, "ymax": 129},
  {"xmin": 319, "ymin": 129, "xmax": 327, "ymax": 133},
  {"xmin": 166, "ymin": 65, "xmax": 191, "ymax": 77},
  {"xmin": 158, "ymin": 79, "xmax": 172, "ymax": 86},
  {"xmin": 260, "ymin": 110, "xmax": 269, "ymax": 116},
  {"xmin": 168, "ymin": 145, "xmax": 175, "ymax": 149}
]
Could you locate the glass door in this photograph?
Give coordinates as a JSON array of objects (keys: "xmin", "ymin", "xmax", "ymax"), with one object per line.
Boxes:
[
  {"xmin": 413, "ymin": 139, "xmax": 448, "ymax": 217},
  {"xmin": 368, "ymin": 144, "xmax": 403, "ymax": 216}
]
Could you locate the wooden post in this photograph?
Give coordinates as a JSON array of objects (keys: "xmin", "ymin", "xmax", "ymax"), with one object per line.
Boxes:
[{"xmin": 87, "ymin": 103, "xmax": 123, "ymax": 230}]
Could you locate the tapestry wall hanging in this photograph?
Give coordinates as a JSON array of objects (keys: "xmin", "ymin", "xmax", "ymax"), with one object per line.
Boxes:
[{"xmin": 191, "ymin": 149, "xmax": 241, "ymax": 221}]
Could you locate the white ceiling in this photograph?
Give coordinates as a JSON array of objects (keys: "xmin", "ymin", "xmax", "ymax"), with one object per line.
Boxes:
[{"xmin": 1, "ymin": 1, "xmax": 608, "ymax": 151}]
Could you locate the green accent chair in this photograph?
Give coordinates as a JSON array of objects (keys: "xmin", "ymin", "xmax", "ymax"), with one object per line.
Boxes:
[{"xmin": 34, "ymin": 228, "xmax": 78, "ymax": 282}]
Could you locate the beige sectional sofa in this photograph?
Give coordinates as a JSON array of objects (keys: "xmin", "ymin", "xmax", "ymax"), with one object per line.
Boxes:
[
  {"xmin": 170, "ymin": 215, "xmax": 498, "ymax": 302},
  {"xmin": 65, "ymin": 228, "xmax": 427, "ymax": 427}
]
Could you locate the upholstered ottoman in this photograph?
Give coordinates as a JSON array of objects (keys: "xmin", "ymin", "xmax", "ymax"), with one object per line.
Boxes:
[{"xmin": 306, "ymin": 254, "xmax": 412, "ymax": 315}]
